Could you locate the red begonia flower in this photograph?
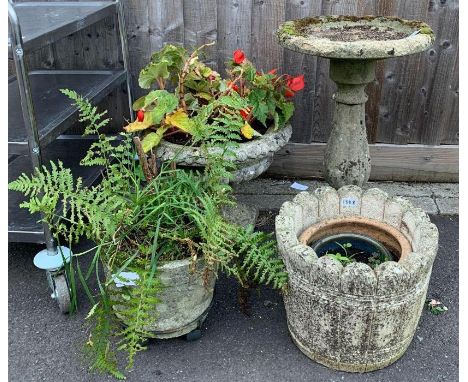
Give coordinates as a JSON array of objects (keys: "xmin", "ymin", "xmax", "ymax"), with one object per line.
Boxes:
[
  {"xmin": 287, "ymin": 75, "xmax": 305, "ymax": 91},
  {"xmin": 137, "ymin": 109, "xmax": 145, "ymax": 122},
  {"xmin": 284, "ymin": 88, "xmax": 295, "ymax": 98},
  {"xmin": 233, "ymin": 49, "xmax": 246, "ymax": 64}
]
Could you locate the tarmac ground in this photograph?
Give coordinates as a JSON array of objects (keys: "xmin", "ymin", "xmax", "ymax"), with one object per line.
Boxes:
[{"xmin": 8, "ymin": 212, "xmax": 458, "ymax": 382}]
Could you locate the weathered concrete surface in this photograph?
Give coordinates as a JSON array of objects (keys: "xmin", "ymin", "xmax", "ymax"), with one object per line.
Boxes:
[
  {"xmin": 233, "ymin": 179, "xmax": 458, "ymax": 215},
  {"xmin": 277, "ymin": 16, "xmax": 434, "ymax": 60},
  {"xmin": 155, "ymin": 125, "xmax": 292, "ymax": 183},
  {"xmin": 8, "ymin": 215, "xmax": 457, "ymax": 381},
  {"xmin": 222, "ymin": 201, "xmax": 259, "ymax": 229},
  {"xmin": 141, "ymin": 259, "xmax": 215, "ymax": 338},
  {"xmin": 323, "ymin": 59, "xmax": 374, "ymax": 188},
  {"xmin": 275, "ymin": 186, "xmax": 439, "ymax": 372},
  {"xmin": 435, "ymin": 198, "xmax": 458, "ymax": 215}
]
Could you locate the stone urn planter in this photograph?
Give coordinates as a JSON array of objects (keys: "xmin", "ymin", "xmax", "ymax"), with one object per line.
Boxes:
[
  {"xmin": 155, "ymin": 124, "xmax": 292, "ymax": 183},
  {"xmin": 277, "ymin": 16, "xmax": 434, "ymax": 188},
  {"xmin": 112, "ymin": 258, "xmax": 216, "ymax": 339},
  {"xmin": 275, "ymin": 185, "xmax": 439, "ymax": 372}
]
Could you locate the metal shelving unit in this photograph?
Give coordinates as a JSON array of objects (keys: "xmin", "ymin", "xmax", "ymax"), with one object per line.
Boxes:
[
  {"xmin": 8, "ymin": 70, "xmax": 126, "ymax": 155},
  {"xmin": 8, "ymin": 0, "xmax": 134, "ymax": 312}
]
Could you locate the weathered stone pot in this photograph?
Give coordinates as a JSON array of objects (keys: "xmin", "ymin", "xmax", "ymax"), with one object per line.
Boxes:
[
  {"xmin": 275, "ymin": 185, "xmax": 439, "ymax": 372},
  {"xmin": 111, "ymin": 257, "xmax": 216, "ymax": 339},
  {"xmin": 155, "ymin": 124, "xmax": 292, "ymax": 183}
]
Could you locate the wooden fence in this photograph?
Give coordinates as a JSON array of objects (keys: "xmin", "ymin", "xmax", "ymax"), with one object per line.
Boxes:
[{"xmin": 17, "ymin": 0, "xmax": 459, "ymax": 181}]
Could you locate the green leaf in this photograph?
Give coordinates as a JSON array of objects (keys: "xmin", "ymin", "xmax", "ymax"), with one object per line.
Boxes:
[
  {"xmin": 86, "ymin": 303, "xmax": 99, "ymax": 319},
  {"xmin": 218, "ymin": 93, "xmax": 248, "ymax": 110},
  {"xmin": 132, "ymin": 96, "xmax": 145, "ymax": 111},
  {"xmin": 138, "ymin": 61, "xmax": 170, "ymax": 89},
  {"xmin": 244, "ymin": 65, "xmax": 257, "ymax": 81},
  {"xmin": 184, "ymin": 93, "xmax": 199, "ymax": 111},
  {"xmin": 248, "ymin": 89, "xmax": 269, "ymax": 126},
  {"xmin": 150, "ymin": 44, "xmax": 187, "ymax": 70},
  {"xmin": 141, "ymin": 127, "xmax": 168, "ymax": 152},
  {"xmin": 253, "ymin": 102, "xmax": 269, "ymax": 126},
  {"xmin": 141, "ymin": 44, "xmax": 187, "ymax": 88},
  {"xmin": 147, "ymin": 91, "xmax": 179, "ymax": 125},
  {"xmin": 278, "ymin": 100, "xmax": 295, "ymax": 126},
  {"xmin": 195, "ymin": 92, "xmax": 213, "ymax": 101}
]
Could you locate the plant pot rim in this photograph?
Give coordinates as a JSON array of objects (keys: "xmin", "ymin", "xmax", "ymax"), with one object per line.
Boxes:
[
  {"xmin": 107, "ymin": 255, "xmax": 204, "ymax": 274},
  {"xmin": 157, "ymin": 256, "xmax": 202, "ymax": 270},
  {"xmin": 155, "ymin": 123, "xmax": 292, "ymax": 165},
  {"xmin": 275, "ymin": 185, "xmax": 440, "ymax": 296},
  {"xmin": 298, "ymin": 216, "xmax": 412, "ymax": 262}
]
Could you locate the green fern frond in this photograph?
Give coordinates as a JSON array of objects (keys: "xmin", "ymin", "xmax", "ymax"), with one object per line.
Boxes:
[{"xmin": 113, "ymin": 269, "xmax": 164, "ymax": 369}]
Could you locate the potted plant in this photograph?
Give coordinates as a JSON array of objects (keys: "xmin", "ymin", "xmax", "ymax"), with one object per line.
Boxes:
[
  {"xmin": 9, "ymin": 90, "xmax": 288, "ymax": 379},
  {"xmin": 275, "ymin": 185, "xmax": 439, "ymax": 372},
  {"xmin": 123, "ymin": 43, "xmax": 304, "ymax": 183}
]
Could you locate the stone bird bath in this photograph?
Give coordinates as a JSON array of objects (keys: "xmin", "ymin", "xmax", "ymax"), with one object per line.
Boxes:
[{"xmin": 277, "ymin": 16, "xmax": 434, "ymax": 188}]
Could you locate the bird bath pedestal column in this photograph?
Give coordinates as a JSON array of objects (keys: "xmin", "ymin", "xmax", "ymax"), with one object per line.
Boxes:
[{"xmin": 277, "ymin": 16, "xmax": 434, "ymax": 188}]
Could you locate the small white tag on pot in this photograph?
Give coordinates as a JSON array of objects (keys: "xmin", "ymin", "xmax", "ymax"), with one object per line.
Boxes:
[
  {"xmin": 290, "ymin": 182, "xmax": 309, "ymax": 191},
  {"xmin": 341, "ymin": 197, "xmax": 357, "ymax": 208},
  {"xmin": 112, "ymin": 271, "xmax": 140, "ymax": 287}
]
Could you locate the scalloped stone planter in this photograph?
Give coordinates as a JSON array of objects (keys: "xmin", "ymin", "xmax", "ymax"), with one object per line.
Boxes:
[
  {"xmin": 155, "ymin": 124, "xmax": 292, "ymax": 183},
  {"xmin": 275, "ymin": 185, "xmax": 439, "ymax": 372}
]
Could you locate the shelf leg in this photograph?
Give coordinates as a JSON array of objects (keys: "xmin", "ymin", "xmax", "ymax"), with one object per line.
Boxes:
[
  {"xmin": 9, "ymin": 2, "xmax": 69, "ymax": 279},
  {"xmin": 116, "ymin": 0, "xmax": 134, "ymax": 121}
]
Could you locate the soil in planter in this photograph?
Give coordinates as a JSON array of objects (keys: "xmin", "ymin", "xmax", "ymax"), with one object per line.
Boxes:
[
  {"xmin": 164, "ymin": 118, "xmax": 272, "ymax": 146},
  {"xmin": 310, "ymin": 233, "xmax": 397, "ymax": 268}
]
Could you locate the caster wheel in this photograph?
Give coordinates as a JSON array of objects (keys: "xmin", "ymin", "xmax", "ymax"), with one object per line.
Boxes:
[
  {"xmin": 53, "ymin": 274, "xmax": 71, "ymax": 314},
  {"xmin": 185, "ymin": 328, "xmax": 202, "ymax": 341}
]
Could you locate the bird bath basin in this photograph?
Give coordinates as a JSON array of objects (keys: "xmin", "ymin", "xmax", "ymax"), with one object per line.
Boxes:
[{"xmin": 277, "ymin": 16, "xmax": 434, "ymax": 188}]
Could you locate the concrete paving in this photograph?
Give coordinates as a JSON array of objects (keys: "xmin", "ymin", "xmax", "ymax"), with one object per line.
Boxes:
[
  {"xmin": 9, "ymin": 213, "xmax": 458, "ymax": 382},
  {"xmin": 233, "ymin": 179, "xmax": 458, "ymax": 215}
]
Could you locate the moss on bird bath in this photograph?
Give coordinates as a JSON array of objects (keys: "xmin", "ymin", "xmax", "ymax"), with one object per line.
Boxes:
[{"xmin": 277, "ymin": 16, "xmax": 434, "ymax": 59}]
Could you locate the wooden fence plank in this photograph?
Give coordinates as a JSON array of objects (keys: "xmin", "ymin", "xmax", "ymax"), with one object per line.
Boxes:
[
  {"xmin": 267, "ymin": 142, "xmax": 458, "ymax": 182},
  {"xmin": 183, "ymin": 0, "xmax": 218, "ymax": 70},
  {"xmin": 216, "ymin": 0, "xmax": 253, "ymax": 76},
  {"xmin": 124, "ymin": 0, "xmax": 151, "ymax": 99},
  {"xmin": 412, "ymin": 0, "xmax": 459, "ymax": 145},
  {"xmin": 358, "ymin": 0, "xmax": 393, "ymax": 144},
  {"xmin": 442, "ymin": 48, "xmax": 459, "ymax": 144},
  {"xmin": 283, "ymin": 0, "xmax": 322, "ymax": 143},
  {"xmin": 309, "ymin": 0, "xmax": 359, "ymax": 143},
  {"xmin": 376, "ymin": 1, "xmax": 429, "ymax": 144},
  {"xmin": 147, "ymin": 0, "xmax": 185, "ymax": 56},
  {"xmin": 251, "ymin": 0, "xmax": 285, "ymax": 72}
]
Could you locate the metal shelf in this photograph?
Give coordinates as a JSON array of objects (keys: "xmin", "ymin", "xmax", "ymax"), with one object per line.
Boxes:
[
  {"xmin": 8, "ymin": 1, "xmax": 116, "ymax": 56},
  {"xmin": 8, "ymin": 0, "xmax": 133, "ymax": 249},
  {"xmin": 8, "ymin": 69, "xmax": 126, "ymax": 155},
  {"xmin": 8, "ymin": 137, "xmax": 103, "ymax": 243}
]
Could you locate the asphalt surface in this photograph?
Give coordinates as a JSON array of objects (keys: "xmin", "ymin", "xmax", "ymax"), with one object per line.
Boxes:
[{"xmin": 8, "ymin": 215, "xmax": 458, "ymax": 382}]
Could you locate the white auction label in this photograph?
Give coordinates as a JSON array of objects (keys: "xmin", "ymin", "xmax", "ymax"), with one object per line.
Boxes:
[{"xmin": 341, "ymin": 197, "xmax": 358, "ymax": 207}]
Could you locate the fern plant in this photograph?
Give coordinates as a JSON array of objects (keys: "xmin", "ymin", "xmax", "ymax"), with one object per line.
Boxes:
[{"xmin": 8, "ymin": 90, "xmax": 288, "ymax": 379}]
